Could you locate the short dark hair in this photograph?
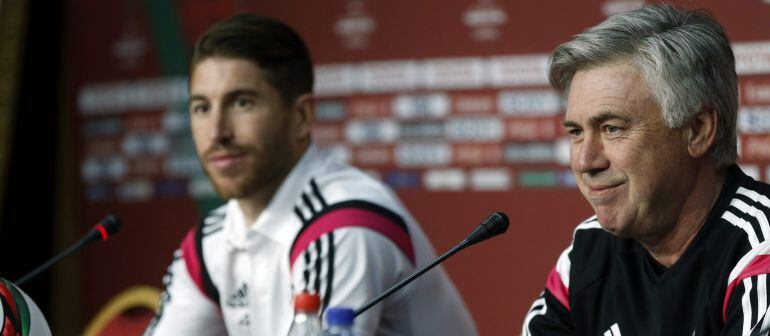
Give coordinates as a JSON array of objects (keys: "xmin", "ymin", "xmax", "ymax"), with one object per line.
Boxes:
[{"xmin": 191, "ymin": 13, "xmax": 314, "ymax": 105}]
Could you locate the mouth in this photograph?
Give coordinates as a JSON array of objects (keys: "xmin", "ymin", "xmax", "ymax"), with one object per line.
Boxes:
[
  {"xmin": 207, "ymin": 152, "xmax": 247, "ymax": 170},
  {"xmin": 584, "ymin": 182, "xmax": 624, "ymax": 201}
]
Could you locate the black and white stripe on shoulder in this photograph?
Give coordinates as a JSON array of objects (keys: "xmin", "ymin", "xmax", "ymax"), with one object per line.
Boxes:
[
  {"xmin": 298, "ymin": 231, "xmax": 335, "ymax": 310},
  {"xmin": 573, "ymin": 215, "xmax": 601, "ymax": 237},
  {"xmin": 201, "ymin": 205, "xmax": 226, "ymax": 236},
  {"xmin": 719, "ymin": 179, "xmax": 770, "ymax": 334},
  {"xmin": 722, "ymin": 186, "xmax": 770, "ymax": 248},
  {"xmin": 293, "ymin": 178, "xmax": 328, "ymax": 226}
]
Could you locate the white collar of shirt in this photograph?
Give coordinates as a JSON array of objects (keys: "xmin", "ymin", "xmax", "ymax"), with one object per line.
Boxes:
[{"xmin": 222, "ymin": 144, "xmax": 322, "ymax": 249}]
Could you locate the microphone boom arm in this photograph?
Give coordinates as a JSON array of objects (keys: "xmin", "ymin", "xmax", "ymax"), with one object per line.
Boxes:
[
  {"xmin": 354, "ymin": 239, "xmax": 470, "ymax": 317},
  {"xmin": 352, "ymin": 211, "xmax": 507, "ymax": 317}
]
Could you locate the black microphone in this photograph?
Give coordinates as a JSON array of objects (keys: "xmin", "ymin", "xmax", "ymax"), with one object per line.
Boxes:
[
  {"xmin": 15, "ymin": 214, "xmax": 123, "ymax": 286},
  {"xmin": 354, "ymin": 211, "xmax": 509, "ymax": 317}
]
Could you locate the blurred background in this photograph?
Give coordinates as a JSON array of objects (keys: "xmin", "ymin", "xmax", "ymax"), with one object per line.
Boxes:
[{"xmin": 1, "ymin": 0, "xmax": 769, "ymax": 334}]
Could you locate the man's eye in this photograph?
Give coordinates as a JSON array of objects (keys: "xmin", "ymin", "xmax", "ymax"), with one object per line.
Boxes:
[
  {"xmin": 568, "ymin": 128, "xmax": 583, "ymax": 137},
  {"xmin": 234, "ymin": 98, "xmax": 254, "ymax": 109},
  {"xmin": 190, "ymin": 104, "xmax": 209, "ymax": 114},
  {"xmin": 604, "ymin": 125, "xmax": 620, "ymax": 134}
]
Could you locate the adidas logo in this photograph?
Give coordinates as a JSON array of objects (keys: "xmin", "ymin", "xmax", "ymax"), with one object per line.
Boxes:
[
  {"xmin": 238, "ymin": 313, "xmax": 251, "ymax": 327},
  {"xmin": 603, "ymin": 323, "xmax": 621, "ymax": 336},
  {"xmin": 227, "ymin": 283, "xmax": 249, "ymax": 308}
]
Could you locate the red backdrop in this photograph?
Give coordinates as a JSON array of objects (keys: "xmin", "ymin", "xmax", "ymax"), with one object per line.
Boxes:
[{"xmin": 64, "ymin": 0, "xmax": 770, "ymax": 334}]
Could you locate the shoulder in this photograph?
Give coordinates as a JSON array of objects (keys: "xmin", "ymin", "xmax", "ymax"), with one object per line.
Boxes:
[
  {"xmin": 570, "ymin": 216, "xmax": 613, "ymax": 253},
  {"xmin": 719, "ymin": 174, "xmax": 770, "ymax": 273},
  {"xmin": 289, "ymin": 197, "xmax": 415, "ymax": 270},
  {"xmin": 311, "ymin": 155, "xmax": 403, "ymax": 212},
  {"xmin": 201, "ymin": 204, "xmax": 227, "ymax": 236},
  {"xmin": 181, "ymin": 204, "xmax": 227, "ymax": 247},
  {"xmin": 551, "ymin": 216, "xmax": 609, "ymax": 282},
  {"xmin": 561, "ymin": 216, "xmax": 619, "ymax": 290}
]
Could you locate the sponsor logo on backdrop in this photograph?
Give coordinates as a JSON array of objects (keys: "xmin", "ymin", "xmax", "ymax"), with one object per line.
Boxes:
[
  {"xmin": 738, "ymin": 106, "xmax": 770, "ymax": 133},
  {"xmin": 423, "ymin": 58, "xmax": 485, "ymax": 89},
  {"xmin": 86, "ymin": 184, "xmax": 112, "ymax": 202},
  {"xmin": 743, "ymin": 135, "xmax": 770, "ymax": 160},
  {"xmin": 361, "ymin": 61, "xmax": 421, "ymax": 92},
  {"xmin": 162, "ymin": 110, "xmax": 189, "ymax": 134},
  {"xmin": 82, "ymin": 118, "xmax": 122, "ymax": 138},
  {"xmin": 121, "ymin": 132, "xmax": 169, "ymax": 156},
  {"xmin": 81, "ymin": 155, "xmax": 127, "ymax": 182},
  {"xmin": 454, "ymin": 143, "xmax": 504, "ymax": 166},
  {"xmin": 742, "ymin": 80, "xmax": 770, "ymax": 105},
  {"xmin": 395, "ymin": 143, "xmax": 452, "ymax": 167},
  {"xmin": 353, "ymin": 146, "xmax": 392, "ymax": 166},
  {"xmin": 85, "ymin": 139, "xmax": 120, "ymax": 156},
  {"xmin": 601, "ymin": 0, "xmax": 645, "ymax": 17},
  {"xmin": 124, "ymin": 114, "xmax": 163, "ymax": 132},
  {"xmin": 504, "ymin": 143, "xmax": 555, "ymax": 163},
  {"xmin": 130, "ymin": 158, "xmax": 162, "ymax": 176},
  {"xmin": 346, "ymin": 120, "xmax": 398, "ymax": 144},
  {"xmin": 164, "ymin": 155, "xmax": 201, "ymax": 177},
  {"xmin": 315, "ymin": 53, "xmax": 554, "ymax": 94},
  {"xmin": 518, "ymin": 170, "xmax": 558, "ymax": 187},
  {"xmin": 117, "ymin": 179, "xmax": 153, "ymax": 202},
  {"xmin": 347, "ymin": 96, "xmax": 392, "ymax": 118},
  {"xmin": 155, "ymin": 179, "xmax": 187, "ymax": 198},
  {"xmin": 393, "ymin": 93, "xmax": 450, "ymax": 119},
  {"xmin": 384, "ymin": 170, "xmax": 421, "ymax": 189},
  {"xmin": 557, "ymin": 170, "xmax": 577, "ymax": 188},
  {"xmin": 470, "ymin": 168, "xmax": 511, "ymax": 191},
  {"xmin": 315, "ymin": 65, "xmax": 357, "ymax": 96},
  {"xmin": 488, "ymin": 55, "xmax": 550, "ymax": 87},
  {"xmin": 113, "ymin": 15, "xmax": 148, "ymax": 71},
  {"xmin": 452, "ymin": 93, "xmax": 496, "ymax": 114},
  {"xmin": 446, "ymin": 117, "xmax": 503, "ymax": 141},
  {"xmin": 78, "ymin": 77, "xmax": 187, "ymax": 115},
  {"xmin": 188, "ymin": 177, "xmax": 216, "ymax": 198},
  {"xmin": 506, "ymin": 118, "xmax": 557, "ymax": 141},
  {"xmin": 498, "ymin": 89, "xmax": 561, "ymax": 116},
  {"xmin": 313, "ymin": 124, "xmax": 344, "ymax": 143},
  {"xmin": 553, "ymin": 137, "xmax": 571, "ymax": 166},
  {"xmin": 424, "ymin": 169, "xmax": 467, "ymax": 191},
  {"xmin": 400, "ymin": 121, "xmax": 445, "ymax": 140},
  {"xmin": 335, "ymin": 0, "xmax": 376, "ymax": 50},
  {"xmin": 462, "ymin": 0, "xmax": 507, "ymax": 42},
  {"xmin": 734, "ymin": 41, "xmax": 770, "ymax": 75},
  {"xmin": 316, "ymin": 101, "xmax": 347, "ymax": 121}
]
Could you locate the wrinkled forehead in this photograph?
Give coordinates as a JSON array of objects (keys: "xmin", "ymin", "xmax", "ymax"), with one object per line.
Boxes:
[{"xmin": 563, "ymin": 63, "xmax": 659, "ymax": 123}]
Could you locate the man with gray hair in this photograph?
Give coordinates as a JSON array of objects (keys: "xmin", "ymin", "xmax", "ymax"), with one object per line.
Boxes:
[{"xmin": 523, "ymin": 4, "xmax": 770, "ymax": 335}]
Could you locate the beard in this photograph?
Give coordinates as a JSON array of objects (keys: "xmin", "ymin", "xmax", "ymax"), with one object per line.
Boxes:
[
  {"xmin": 206, "ymin": 163, "xmax": 261, "ymax": 200},
  {"xmin": 200, "ymin": 141, "xmax": 294, "ymax": 201}
]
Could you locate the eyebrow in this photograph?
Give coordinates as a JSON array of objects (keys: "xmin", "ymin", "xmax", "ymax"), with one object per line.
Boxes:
[
  {"xmin": 562, "ymin": 111, "xmax": 632, "ymax": 128},
  {"xmin": 188, "ymin": 89, "xmax": 261, "ymax": 103}
]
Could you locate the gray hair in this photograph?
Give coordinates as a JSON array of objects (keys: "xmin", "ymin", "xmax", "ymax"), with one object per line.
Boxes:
[{"xmin": 549, "ymin": 4, "xmax": 738, "ymax": 167}]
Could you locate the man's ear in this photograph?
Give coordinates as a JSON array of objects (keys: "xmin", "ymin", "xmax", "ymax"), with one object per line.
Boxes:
[
  {"xmin": 291, "ymin": 93, "xmax": 314, "ymax": 140},
  {"xmin": 686, "ymin": 107, "xmax": 718, "ymax": 159}
]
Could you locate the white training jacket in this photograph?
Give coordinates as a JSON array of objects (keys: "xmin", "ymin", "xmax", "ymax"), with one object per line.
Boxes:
[{"xmin": 144, "ymin": 145, "xmax": 477, "ymax": 336}]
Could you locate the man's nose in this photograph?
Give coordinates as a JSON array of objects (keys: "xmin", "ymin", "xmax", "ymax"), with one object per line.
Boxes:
[
  {"xmin": 572, "ymin": 134, "xmax": 609, "ymax": 175},
  {"xmin": 210, "ymin": 107, "xmax": 234, "ymax": 144}
]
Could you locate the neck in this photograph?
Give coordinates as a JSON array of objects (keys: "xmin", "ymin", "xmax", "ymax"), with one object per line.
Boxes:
[
  {"xmin": 236, "ymin": 142, "xmax": 310, "ymax": 225},
  {"xmin": 237, "ymin": 187, "xmax": 279, "ymax": 225},
  {"xmin": 640, "ymin": 164, "xmax": 727, "ymax": 268}
]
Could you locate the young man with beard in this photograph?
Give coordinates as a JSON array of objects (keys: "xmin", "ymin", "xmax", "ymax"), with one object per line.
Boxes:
[{"xmin": 144, "ymin": 13, "xmax": 476, "ymax": 336}]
